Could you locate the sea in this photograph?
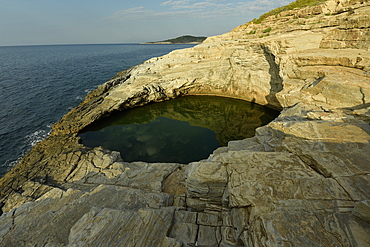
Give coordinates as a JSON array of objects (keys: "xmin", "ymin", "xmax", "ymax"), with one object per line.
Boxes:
[{"xmin": 0, "ymin": 43, "xmax": 195, "ymax": 177}]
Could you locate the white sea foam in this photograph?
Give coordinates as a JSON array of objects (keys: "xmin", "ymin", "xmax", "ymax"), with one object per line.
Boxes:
[
  {"xmin": 75, "ymin": 85, "xmax": 99, "ymax": 102},
  {"xmin": 25, "ymin": 124, "xmax": 52, "ymax": 147},
  {"xmin": 84, "ymin": 85, "xmax": 99, "ymax": 94},
  {"xmin": 1, "ymin": 124, "xmax": 53, "ymax": 175},
  {"xmin": 4, "ymin": 156, "xmax": 23, "ymax": 172}
]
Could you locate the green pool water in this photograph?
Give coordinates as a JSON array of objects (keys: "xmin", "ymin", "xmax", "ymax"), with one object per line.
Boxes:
[{"xmin": 78, "ymin": 96, "xmax": 280, "ymax": 163}]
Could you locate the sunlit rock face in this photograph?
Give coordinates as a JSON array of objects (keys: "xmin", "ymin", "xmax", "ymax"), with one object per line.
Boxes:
[{"xmin": 0, "ymin": 0, "xmax": 370, "ymax": 246}]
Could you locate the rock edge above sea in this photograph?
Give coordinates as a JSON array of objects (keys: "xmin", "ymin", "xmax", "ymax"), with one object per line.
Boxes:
[{"xmin": 0, "ymin": 0, "xmax": 369, "ymax": 246}]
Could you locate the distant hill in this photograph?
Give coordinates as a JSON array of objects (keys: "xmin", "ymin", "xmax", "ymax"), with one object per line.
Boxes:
[{"xmin": 142, "ymin": 35, "xmax": 207, "ymax": 44}]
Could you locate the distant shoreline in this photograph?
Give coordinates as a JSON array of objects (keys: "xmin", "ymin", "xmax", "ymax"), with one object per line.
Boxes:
[
  {"xmin": 1, "ymin": 36, "xmax": 207, "ymax": 47},
  {"xmin": 0, "ymin": 43, "xmax": 200, "ymax": 48},
  {"xmin": 140, "ymin": 41, "xmax": 203, "ymax": 45},
  {"xmin": 142, "ymin": 35, "xmax": 207, "ymax": 45}
]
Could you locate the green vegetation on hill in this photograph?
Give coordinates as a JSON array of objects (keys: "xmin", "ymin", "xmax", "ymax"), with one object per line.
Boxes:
[
  {"xmin": 253, "ymin": 0, "xmax": 327, "ymax": 24},
  {"xmin": 146, "ymin": 35, "xmax": 207, "ymax": 44}
]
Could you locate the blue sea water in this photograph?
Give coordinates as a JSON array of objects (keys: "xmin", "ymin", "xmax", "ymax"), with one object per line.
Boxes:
[{"xmin": 0, "ymin": 44, "xmax": 194, "ymax": 177}]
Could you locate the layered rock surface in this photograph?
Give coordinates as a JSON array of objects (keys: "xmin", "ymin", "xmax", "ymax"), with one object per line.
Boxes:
[{"xmin": 0, "ymin": 0, "xmax": 369, "ymax": 246}]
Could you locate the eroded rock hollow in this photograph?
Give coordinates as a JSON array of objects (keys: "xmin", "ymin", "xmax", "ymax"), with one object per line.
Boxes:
[{"xmin": 0, "ymin": 0, "xmax": 369, "ymax": 246}]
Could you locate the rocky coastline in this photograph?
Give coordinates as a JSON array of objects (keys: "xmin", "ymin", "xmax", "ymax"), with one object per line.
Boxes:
[{"xmin": 0, "ymin": 0, "xmax": 369, "ymax": 246}]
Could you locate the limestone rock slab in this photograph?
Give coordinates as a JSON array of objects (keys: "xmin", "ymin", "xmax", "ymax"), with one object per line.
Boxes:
[{"xmin": 1, "ymin": 0, "xmax": 370, "ymax": 246}]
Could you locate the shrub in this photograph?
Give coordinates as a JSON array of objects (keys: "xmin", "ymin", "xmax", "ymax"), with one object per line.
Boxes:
[
  {"xmin": 259, "ymin": 34, "xmax": 270, "ymax": 38},
  {"xmin": 253, "ymin": 0, "xmax": 327, "ymax": 24}
]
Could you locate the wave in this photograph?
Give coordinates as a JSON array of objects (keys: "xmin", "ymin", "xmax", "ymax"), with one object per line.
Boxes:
[
  {"xmin": 25, "ymin": 124, "xmax": 52, "ymax": 147},
  {"xmin": 74, "ymin": 85, "xmax": 99, "ymax": 102},
  {"xmin": 84, "ymin": 85, "xmax": 99, "ymax": 94},
  {"xmin": 2, "ymin": 156, "xmax": 23, "ymax": 175}
]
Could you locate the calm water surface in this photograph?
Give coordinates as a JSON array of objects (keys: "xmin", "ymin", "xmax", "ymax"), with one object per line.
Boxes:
[
  {"xmin": 79, "ymin": 96, "xmax": 280, "ymax": 163},
  {"xmin": 0, "ymin": 44, "xmax": 194, "ymax": 176}
]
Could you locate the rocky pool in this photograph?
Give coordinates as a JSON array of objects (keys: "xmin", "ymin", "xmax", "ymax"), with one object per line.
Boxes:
[{"xmin": 78, "ymin": 96, "xmax": 279, "ymax": 163}]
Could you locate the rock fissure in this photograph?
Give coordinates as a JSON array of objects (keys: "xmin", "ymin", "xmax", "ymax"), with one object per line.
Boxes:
[
  {"xmin": 303, "ymin": 76, "xmax": 326, "ymax": 89},
  {"xmin": 314, "ymin": 211, "xmax": 345, "ymax": 245},
  {"xmin": 64, "ymin": 156, "xmax": 83, "ymax": 183},
  {"xmin": 359, "ymin": 87, "xmax": 366, "ymax": 105},
  {"xmin": 333, "ymin": 177, "xmax": 356, "ymax": 201},
  {"xmin": 294, "ymin": 152, "xmax": 332, "ymax": 178},
  {"xmin": 194, "ymin": 212, "xmax": 200, "ymax": 246},
  {"xmin": 227, "ymin": 57, "xmax": 236, "ymax": 84},
  {"xmin": 10, "ymin": 208, "xmax": 16, "ymax": 229}
]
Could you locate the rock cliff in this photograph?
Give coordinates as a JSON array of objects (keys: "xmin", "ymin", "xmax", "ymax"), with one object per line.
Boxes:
[{"xmin": 0, "ymin": 0, "xmax": 369, "ymax": 246}]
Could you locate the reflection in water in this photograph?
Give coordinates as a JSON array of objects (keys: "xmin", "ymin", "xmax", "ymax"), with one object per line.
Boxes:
[{"xmin": 79, "ymin": 96, "xmax": 279, "ymax": 163}]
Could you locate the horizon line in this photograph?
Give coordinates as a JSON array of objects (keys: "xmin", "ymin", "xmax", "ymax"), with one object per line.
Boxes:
[{"xmin": 0, "ymin": 42, "xmax": 200, "ymax": 48}]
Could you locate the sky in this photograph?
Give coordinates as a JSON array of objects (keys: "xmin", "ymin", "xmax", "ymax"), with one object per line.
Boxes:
[{"xmin": 0, "ymin": 0, "xmax": 291, "ymax": 46}]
